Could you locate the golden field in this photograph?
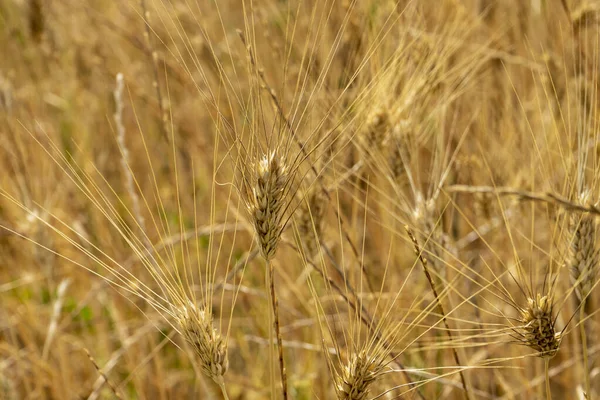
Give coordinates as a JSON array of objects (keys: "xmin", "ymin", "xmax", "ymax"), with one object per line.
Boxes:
[{"xmin": 0, "ymin": 0, "xmax": 599, "ymax": 399}]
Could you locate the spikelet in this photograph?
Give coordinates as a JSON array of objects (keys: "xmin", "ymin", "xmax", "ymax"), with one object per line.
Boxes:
[
  {"xmin": 296, "ymin": 189, "xmax": 326, "ymax": 258},
  {"xmin": 250, "ymin": 152, "xmax": 288, "ymax": 261},
  {"xmin": 336, "ymin": 350, "xmax": 384, "ymax": 400},
  {"xmin": 519, "ymin": 293, "xmax": 561, "ymax": 358},
  {"xmin": 364, "ymin": 106, "xmax": 390, "ymax": 150},
  {"xmin": 387, "ymin": 120, "xmax": 410, "ymax": 181},
  {"xmin": 567, "ymin": 205, "xmax": 598, "ymax": 305},
  {"xmin": 176, "ymin": 304, "xmax": 229, "ymax": 383},
  {"xmin": 572, "ymin": 2, "xmax": 600, "ymax": 34}
]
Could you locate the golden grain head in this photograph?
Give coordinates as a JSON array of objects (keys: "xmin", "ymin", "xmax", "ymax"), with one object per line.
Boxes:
[
  {"xmin": 336, "ymin": 350, "xmax": 384, "ymax": 400},
  {"xmin": 250, "ymin": 151, "xmax": 288, "ymax": 261},
  {"xmin": 568, "ymin": 210, "xmax": 598, "ymax": 304},
  {"xmin": 176, "ymin": 304, "xmax": 229, "ymax": 382},
  {"xmin": 519, "ymin": 294, "xmax": 561, "ymax": 358},
  {"xmin": 297, "ymin": 189, "xmax": 326, "ymax": 258},
  {"xmin": 364, "ymin": 106, "xmax": 390, "ymax": 149},
  {"xmin": 387, "ymin": 120, "xmax": 410, "ymax": 180}
]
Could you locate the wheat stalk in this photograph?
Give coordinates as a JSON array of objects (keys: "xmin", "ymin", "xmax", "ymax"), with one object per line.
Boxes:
[
  {"xmin": 448, "ymin": 185, "xmax": 600, "ymax": 216},
  {"xmin": 245, "ymin": 151, "xmax": 289, "ymax": 399}
]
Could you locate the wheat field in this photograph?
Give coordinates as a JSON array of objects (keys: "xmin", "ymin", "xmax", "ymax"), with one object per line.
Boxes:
[{"xmin": 0, "ymin": 0, "xmax": 599, "ymax": 399}]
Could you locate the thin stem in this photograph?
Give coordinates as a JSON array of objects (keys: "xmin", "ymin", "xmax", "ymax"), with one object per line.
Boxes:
[
  {"xmin": 447, "ymin": 185, "xmax": 600, "ymax": 216},
  {"xmin": 268, "ymin": 260, "xmax": 288, "ymax": 399},
  {"xmin": 266, "ymin": 263, "xmax": 275, "ymax": 398},
  {"xmin": 544, "ymin": 358, "xmax": 552, "ymax": 400},
  {"xmin": 580, "ymin": 302, "xmax": 591, "ymax": 398},
  {"xmin": 217, "ymin": 379, "xmax": 230, "ymax": 400}
]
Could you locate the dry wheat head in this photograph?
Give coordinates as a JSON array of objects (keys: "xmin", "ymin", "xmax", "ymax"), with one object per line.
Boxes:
[
  {"xmin": 176, "ymin": 304, "xmax": 229, "ymax": 383},
  {"xmin": 250, "ymin": 152, "xmax": 288, "ymax": 261},
  {"xmin": 336, "ymin": 350, "xmax": 384, "ymax": 400},
  {"xmin": 297, "ymin": 189, "xmax": 326, "ymax": 258},
  {"xmin": 567, "ymin": 209, "xmax": 598, "ymax": 304},
  {"xmin": 519, "ymin": 294, "xmax": 561, "ymax": 358}
]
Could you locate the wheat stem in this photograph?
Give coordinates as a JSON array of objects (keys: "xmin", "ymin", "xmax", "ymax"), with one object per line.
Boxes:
[
  {"xmin": 268, "ymin": 260, "xmax": 288, "ymax": 399},
  {"xmin": 217, "ymin": 378, "xmax": 230, "ymax": 400},
  {"xmin": 580, "ymin": 304, "xmax": 591, "ymax": 399},
  {"xmin": 544, "ymin": 358, "xmax": 552, "ymax": 400},
  {"xmin": 448, "ymin": 185, "xmax": 600, "ymax": 216},
  {"xmin": 84, "ymin": 348, "xmax": 123, "ymax": 400},
  {"xmin": 266, "ymin": 266, "xmax": 276, "ymax": 399}
]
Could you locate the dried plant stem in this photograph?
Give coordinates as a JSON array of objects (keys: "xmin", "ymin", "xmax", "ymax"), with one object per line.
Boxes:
[
  {"xmin": 113, "ymin": 73, "xmax": 148, "ymax": 248},
  {"xmin": 448, "ymin": 185, "xmax": 600, "ymax": 216},
  {"xmin": 217, "ymin": 379, "xmax": 230, "ymax": 400},
  {"xmin": 268, "ymin": 260, "xmax": 288, "ymax": 399},
  {"xmin": 406, "ymin": 226, "xmax": 471, "ymax": 400},
  {"xmin": 84, "ymin": 348, "xmax": 123, "ymax": 400},
  {"xmin": 580, "ymin": 304, "xmax": 591, "ymax": 399},
  {"xmin": 544, "ymin": 358, "xmax": 552, "ymax": 400}
]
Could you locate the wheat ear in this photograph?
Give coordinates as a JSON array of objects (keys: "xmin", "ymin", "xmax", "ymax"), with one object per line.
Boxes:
[
  {"xmin": 249, "ymin": 152, "xmax": 288, "ymax": 399},
  {"xmin": 519, "ymin": 294, "xmax": 562, "ymax": 359},
  {"xmin": 176, "ymin": 304, "xmax": 229, "ymax": 398},
  {"xmin": 336, "ymin": 350, "xmax": 384, "ymax": 400},
  {"xmin": 297, "ymin": 189, "xmax": 326, "ymax": 259},
  {"xmin": 519, "ymin": 294, "xmax": 561, "ymax": 400},
  {"xmin": 567, "ymin": 209, "xmax": 597, "ymax": 309}
]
